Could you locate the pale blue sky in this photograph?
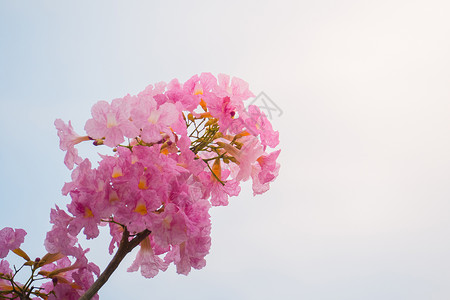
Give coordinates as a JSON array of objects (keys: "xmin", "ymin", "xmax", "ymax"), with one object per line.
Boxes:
[{"xmin": 1, "ymin": 0, "xmax": 450, "ymax": 299}]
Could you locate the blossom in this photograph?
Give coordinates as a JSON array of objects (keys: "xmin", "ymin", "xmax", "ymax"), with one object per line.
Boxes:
[
  {"xmin": 240, "ymin": 105, "xmax": 280, "ymax": 148},
  {"xmin": 63, "ymin": 160, "xmax": 108, "ymax": 240},
  {"xmin": 131, "ymin": 95, "xmax": 178, "ymax": 143},
  {"xmin": 215, "ymin": 73, "xmax": 254, "ymax": 103},
  {"xmin": 0, "ymin": 260, "xmax": 12, "ymax": 275},
  {"xmin": 0, "ymin": 261, "xmax": 13, "ymax": 298},
  {"xmin": 217, "ymin": 137, "xmax": 264, "ymax": 181},
  {"xmin": 208, "ymin": 96, "xmax": 240, "ymax": 131},
  {"xmin": 108, "ymin": 223, "xmax": 123, "ymax": 254},
  {"xmin": 165, "ymin": 235, "xmax": 211, "ymax": 275},
  {"xmin": 45, "ymin": 206, "xmax": 77, "ymax": 255},
  {"xmin": 55, "ymin": 119, "xmax": 89, "ymax": 169},
  {"xmin": 182, "ymin": 73, "xmax": 218, "ymax": 110},
  {"xmin": 199, "ymin": 160, "xmax": 241, "ymax": 206},
  {"xmin": 47, "ymin": 284, "xmax": 81, "ymax": 300},
  {"xmin": 84, "ymin": 98, "xmax": 139, "ymax": 147},
  {"xmin": 251, "ymin": 150, "xmax": 281, "ymax": 195},
  {"xmin": 0, "ymin": 259, "xmax": 13, "ymax": 293},
  {"xmin": 40, "ymin": 246, "xmax": 100, "ymax": 300},
  {"xmin": 0, "ymin": 227, "xmax": 26, "ymax": 258},
  {"xmin": 150, "ymin": 203, "xmax": 189, "ymax": 248},
  {"xmin": 163, "ymin": 78, "xmax": 198, "ymax": 111},
  {"xmin": 137, "ymin": 81, "xmax": 167, "ymax": 102},
  {"xmin": 127, "ymin": 236, "xmax": 168, "ymax": 278},
  {"xmin": 70, "ymin": 247, "xmax": 100, "ymax": 292}
]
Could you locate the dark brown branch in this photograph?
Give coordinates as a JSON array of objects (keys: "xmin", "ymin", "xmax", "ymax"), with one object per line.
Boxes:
[{"xmin": 79, "ymin": 228, "xmax": 151, "ymax": 300}]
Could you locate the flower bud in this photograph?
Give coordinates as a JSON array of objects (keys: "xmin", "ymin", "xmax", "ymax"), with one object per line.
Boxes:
[{"xmin": 93, "ymin": 139, "xmax": 104, "ymax": 146}]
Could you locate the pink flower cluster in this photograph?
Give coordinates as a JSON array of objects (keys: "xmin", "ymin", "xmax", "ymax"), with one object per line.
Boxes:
[
  {"xmin": 39, "ymin": 248, "xmax": 100, "ymax": 300},
  {"xmin": 0, "ymin": 73, "xmax": 280, "ymax": 299},
  {"xmin": 0, "ymin": 227, "xmax": 99, "ymax": 299},
  {"xmin": 0, "ymin": 228, "xmax": 27, "ymax": 298},
  {"xmin": 51, "ymin": 73, "xmax": 280, "ymax": 277}
]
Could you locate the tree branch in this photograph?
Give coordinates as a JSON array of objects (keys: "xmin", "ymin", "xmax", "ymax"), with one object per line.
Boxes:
[{"xmin": 79, "ymin": 228, "xmax": 151, "ymax": 300}]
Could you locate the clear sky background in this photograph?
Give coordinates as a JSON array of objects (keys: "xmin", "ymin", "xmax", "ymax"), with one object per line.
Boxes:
[{"xmin": 1, "ymin": 1, "xmax": 450, "ymax": 299}]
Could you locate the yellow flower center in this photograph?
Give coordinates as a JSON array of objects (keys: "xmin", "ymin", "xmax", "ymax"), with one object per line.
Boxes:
[
  {"xmin": 138, "ymin": 177, "xmax": 148, "ymax": 190},
  {"xmin": 112, "ymin": 166, "xmax": 123, "ymax": 178},
  {"xmin": 134, "ymin": 201, "xmax": 148, "ymax": 216},
  {"xmin": 84, "ymin": 207, "xmax": 94, "ymax": 218}
]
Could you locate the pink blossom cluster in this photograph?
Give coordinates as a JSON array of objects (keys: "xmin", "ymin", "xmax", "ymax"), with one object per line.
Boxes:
[
  {"xmin": 0, "ymin": 73, "xmax": 280, "ymax": 299},
  {"xmin": 38, "ymin": 248, "xmax": 100, "ymax": 300},
  {"xmin": 0, "ymin": 227, "xmax": 99, "ymax": 299}
]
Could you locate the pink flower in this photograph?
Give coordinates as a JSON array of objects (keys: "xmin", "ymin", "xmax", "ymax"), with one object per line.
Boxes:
[
  {"xmin": 198, "ymin": 73, "xmax": 219, "ymax": 93},
  {"xmin": 55, "ymin": 119, "xmax": 89, "ymax": 169},
  {"xmin": 0, "ymin": 260, "xmax": 13, "ymax": 297},
  {"xmin": 61, "ymin": 167, "xmax": 106, "ymax": 240},
  {"xmin": 163, "ymin": 78, "xmax": 198, "ymax": 111},
  {"xmin": 47, "ymin": 283, "xmax": 81, "ymax": 300},
  {"xmin": 217, "ymin": 137, "xmax": 264, "ymax": 181},
  {"xmin": 208, "ymin": 96, "xmax": 240, "ymax": 131},
  {"xmin": 207, "ymin": 74, "xmax": 253, "ymax": 130},
  {"xmin": 215, "ymin": 73, "xmax": 254, "ymax": 103},
  {"xmin": 173, "ymin": 136, "xmax": 205, "ymax": 176},
  {"xmin": 183, "ymin": 199, "xmax": 211, "ymax": 236},
  {"xmin": 165, "ymin": 235, "xmax": 211, "ymax": 275},
  {"xmin": 160, "ymin": 198, "xmax": 211, "ymax": 275},
  {"xmin": 0, "ymin": 227, "xmax": 26, "ymax": 258},
  {"xmin": 127, "ymin": 236, "xmax": 168, "ymax": 278},
  {"xmin": 150, "ymin": 203, "xmax": 189, "ymax": 248},
  {"xmin": 240, "ymin": 105, "xmax": 280, "ymax": 148},
  {"xmin": 209, "ymin": 177, "xmax": 240, "ymax": 206},
  {"xmin": 199, "ymin": 160, "xmax": 241, "ymax": 206},
  {"xmin": 182, "ymin": 73, "xmax": 218, "ymax": 110},
  {"xmin": 66, "ymin": 193, "xmax": 102, "ymax": 240},
  {"xmin": 71, "ymin": 255, "xmax": 100, "ymax": 295},
  {"xmin": 41, "ymin": 246, "xmax": 99, "ymax": 299},
  {"xmin": 256, "ymin": 150, "xmax": 281, "ymax": 184},
  {"xmin": 45, "ymin": 206, "xmax": 77, "ymax": 255},
  {"xmin": 39, "ymin": 246, "xmax": 99, "ymax": 299},
  {"xmin": 138, "ymin": 82, "xmax": 167, "ymax": 102},
  {"xmin": 45, "ymin": 226, "xmax": 76, "ymax": 255},
  {"xmin": 0, "ymin": 260, "xmax": 12, "ymax": 275},
  {"xmin": 193, "ymin": 74, "xmax": 253, "ymax": 133},
  {"xmin": 84, "ymin": 98, "xmax": 139, "ymax": 147},
  {"xmin": 131, "ymin": 96, "xmax": 178, "ymax": 143},
  {"xmin": 39, "ymin": 256, "xmax": 74, "ymax": 294},
  {"xmin": 251, "ymin": 150, "xmax": 281, "ymax": 195},
  {"xmin": 108, "ymin": 223, "xmax": 123, "ymax": 255}
]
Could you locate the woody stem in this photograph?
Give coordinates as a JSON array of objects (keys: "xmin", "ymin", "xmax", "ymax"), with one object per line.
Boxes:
[{"xmin": 79, "ymin": 228, "xmax": 151, "ymax": 300}]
